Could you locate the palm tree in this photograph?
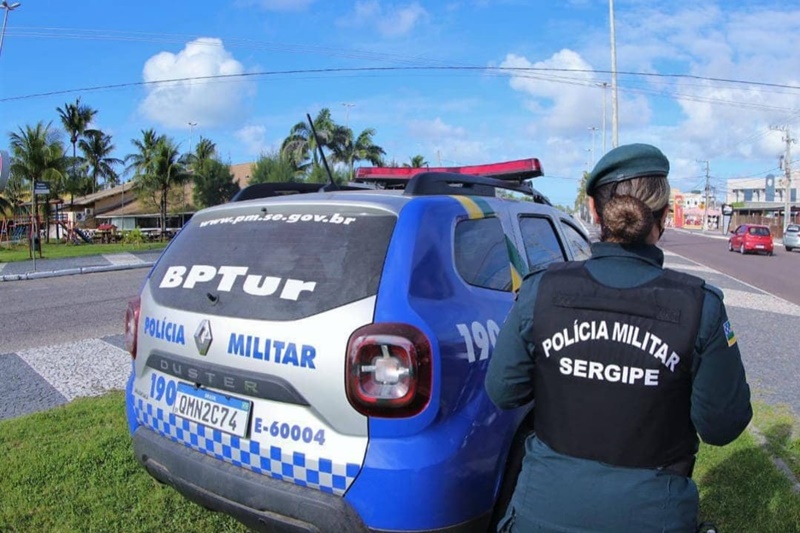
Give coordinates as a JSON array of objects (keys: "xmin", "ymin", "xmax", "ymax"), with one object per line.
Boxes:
[
  {"xmin": 281, "ymin": 108, "xmax": 336, "ymax": 173},
  {"xmin": 404, "ymin": 155, "xmax": 428, "ymax": 168},
  {"xmin": 79, "ymin": 131, "xmax": 122, "ymax": 191},
  {"xmin": 124, "ymin": 128, "xmax": 162, "ymax": 180},
  {"xmin": 129, "ymin": 135, "xmax": 190, "ymax": 239},
  {"xmin": 191, "ymin": 138, "xmax": 216, "ymax": 166},
  {"xmin": 56, "ymin": 97, "xmax": 98, "ymax": 195},
  {"xmin": 8, "ymin": 122, "xmax": 67, "ymax": 242},
  {"xmin": 331, "ymin": 126, "xmax": 386, "ymax": 180}
]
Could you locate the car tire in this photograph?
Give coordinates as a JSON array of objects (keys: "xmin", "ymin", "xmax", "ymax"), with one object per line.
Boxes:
[
  {"xmin": 787, "ymin": 247, "xmax": 794, "ymax": 252},
  {"xmin": 728, "ymin": 241, "xmax": 734, "ymax": 252},
  {"xmin": 740, "ymin": 244, "xmax": 746, "ymax": 255}
]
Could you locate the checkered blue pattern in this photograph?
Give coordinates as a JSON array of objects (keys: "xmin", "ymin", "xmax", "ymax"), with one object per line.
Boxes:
[{"xmin": 135, "ymin": 398, "xmax": 360, "ymax": 495}]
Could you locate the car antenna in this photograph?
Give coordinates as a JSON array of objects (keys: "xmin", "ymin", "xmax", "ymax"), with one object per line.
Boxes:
[{"xmin": 307, "ymin": 113, "xmax": 339, "ymax": 192}]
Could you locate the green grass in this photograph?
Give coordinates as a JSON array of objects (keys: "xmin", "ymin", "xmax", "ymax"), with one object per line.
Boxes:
[
  {"xmin": 0, "ymin": 241, "xmax": 167, "ymax": 263},
  {"xmin": 0, "ymin": 392, "xmax": 247, "ymax": 533},
  {"xmin": 2, "ymin": 393, "xmax": 800, "ymax": 532}
]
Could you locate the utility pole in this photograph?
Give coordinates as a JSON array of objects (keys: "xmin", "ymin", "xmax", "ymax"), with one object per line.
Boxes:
[
  {"xmin": 601, "ymin": 82, "xmax": 608, "ymax": 154},
  {"xmin": 588, "ymin": 127, "xmax": 598, "ymax": 167},
  {"xmin": 698, "ymin": 159, "xmax": 710, "ymax": 231},
  {"xmin": 608, "ymin": 0, "xmax": 619, "ymax": 148},
  {"xmin": 772, "ymin": 126, "xmax": 795, "ymax": 231}
]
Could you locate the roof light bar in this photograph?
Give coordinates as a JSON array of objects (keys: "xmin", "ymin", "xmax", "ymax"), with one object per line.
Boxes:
[{"xmin": 355, "ymin": 158, "xmax": 543, "ymax": 183}]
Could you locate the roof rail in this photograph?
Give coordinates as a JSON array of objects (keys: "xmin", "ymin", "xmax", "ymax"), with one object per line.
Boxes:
[
  {"xmin": 403, "ymin": 172, "xmax": 551, "ymax": 204},
  {"xmin": 231, "ymin": 181, "xmax": 370, "ymax": 202}
]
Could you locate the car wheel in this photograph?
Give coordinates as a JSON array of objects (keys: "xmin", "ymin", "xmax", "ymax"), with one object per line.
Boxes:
[
  {"xmin": 769, "ymin": 251, "xmax": 774, "ymax": 256},
  {"xmin": 740, "ymin": 244, "xmax": 746, "ymax": 255},
  {"xmin": 787, "ymin": 247, "xmax": 794, "ymax": 252}
]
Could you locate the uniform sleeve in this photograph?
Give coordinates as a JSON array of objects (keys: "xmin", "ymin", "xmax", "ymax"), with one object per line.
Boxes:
[
  {"xmin": 690, "ymin": 286, "xmax": 753, "ymax": 446},
  {"xmin": 485, "ymin": 275, "xmax": 541, "ymax": 410}
]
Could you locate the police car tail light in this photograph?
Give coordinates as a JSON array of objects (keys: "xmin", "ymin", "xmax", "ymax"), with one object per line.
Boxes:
[
  {"xmin": 346, "ymin": 324, "xmax": 432, "ymax": 418},
  {"xmin": 124, "ymin": 297, "xmax": 141, "ymax": 358}
]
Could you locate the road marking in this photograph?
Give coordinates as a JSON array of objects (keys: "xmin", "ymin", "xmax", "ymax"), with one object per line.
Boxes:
[
  {"xmin": 17, "ymin": 338, "xmax": 129, "ymax": 401},
  {"xmin": 664, "ymin": 251, "xmax": 798, "ymax": 317},
  {"xmin": 103, "ymin": 252, "xmax": 144, "ymax": 266}
]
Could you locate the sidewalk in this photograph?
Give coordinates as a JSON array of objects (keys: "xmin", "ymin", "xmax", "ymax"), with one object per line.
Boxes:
[{"xmin": 0, "ymin": 250, "xmax": 161, "ymax": 282}]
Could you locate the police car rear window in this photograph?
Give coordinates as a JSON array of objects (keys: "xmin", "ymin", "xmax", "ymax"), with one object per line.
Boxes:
[{"xmin": 149, "ymin": 205, "xmax": 396, "ymax": 320}]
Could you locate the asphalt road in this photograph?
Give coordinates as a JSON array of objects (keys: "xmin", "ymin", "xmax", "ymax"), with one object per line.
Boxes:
[{"xmin": 660, "ymin": 229, "xmax": 800, "ymax": 306}]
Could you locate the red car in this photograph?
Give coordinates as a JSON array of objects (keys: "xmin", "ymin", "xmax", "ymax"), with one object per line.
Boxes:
[{"xmin": 728, "ymin": 224, "xmax": 774, "ymax": 255}]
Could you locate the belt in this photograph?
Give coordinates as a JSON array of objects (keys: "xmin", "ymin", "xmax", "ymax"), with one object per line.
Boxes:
[{"xmin": 660, "ymin": 455, "xmax": 696, "ymax": 478}]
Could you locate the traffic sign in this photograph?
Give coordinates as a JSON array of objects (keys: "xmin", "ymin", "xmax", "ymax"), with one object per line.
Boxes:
[{"xmin": 34, "ymin": 181, "xmax": 50, "ymax": 195}]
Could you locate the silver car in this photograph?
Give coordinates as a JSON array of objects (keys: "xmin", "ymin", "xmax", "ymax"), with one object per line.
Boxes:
[{"xmin": 784, "ymin": 224, "xmax": 799, "ymax": 252}]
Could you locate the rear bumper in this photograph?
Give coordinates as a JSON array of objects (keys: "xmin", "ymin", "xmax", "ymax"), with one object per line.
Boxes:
[{"xmin": 133, "ymin": 427, "xmax": 369, "ymax": 533}]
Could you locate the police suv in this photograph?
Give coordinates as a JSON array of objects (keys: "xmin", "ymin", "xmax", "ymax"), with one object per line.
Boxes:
[{"xmin": 124, "ymin": 159, "xmax": 592, "ymax": 533}]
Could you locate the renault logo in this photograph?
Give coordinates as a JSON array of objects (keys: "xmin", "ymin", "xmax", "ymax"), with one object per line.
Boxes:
[{"xmin": 194, "ymin": 319, "xmax": 213, "ymax": 356}]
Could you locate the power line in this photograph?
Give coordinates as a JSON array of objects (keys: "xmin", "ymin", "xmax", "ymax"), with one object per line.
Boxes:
[{"xmin": 3, "ymin": 65, "xmax": 800, "ymax": 104}]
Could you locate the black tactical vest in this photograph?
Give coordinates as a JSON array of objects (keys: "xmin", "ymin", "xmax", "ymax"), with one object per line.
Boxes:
[{"xmin": 530, "ymin": 261, "xmax": 705, "ymax": 469}]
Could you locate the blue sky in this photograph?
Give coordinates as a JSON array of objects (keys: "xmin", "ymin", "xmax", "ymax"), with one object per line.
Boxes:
[{"xmin": 2, "ymin": 0, "xmax": 800, "ymax": 206}]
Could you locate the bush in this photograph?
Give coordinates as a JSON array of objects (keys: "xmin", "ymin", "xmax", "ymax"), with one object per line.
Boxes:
[{"xmin": 122, "ymin": 228, "xmax": 145, "ymax": 246}]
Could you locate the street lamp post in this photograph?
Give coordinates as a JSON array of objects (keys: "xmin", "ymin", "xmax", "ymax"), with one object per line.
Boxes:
[
  {"xmin": 588, "ymin": 127, "xmax": 598, "ymax": 167},
  {"xmin": 0, "ymin": 1, "xmax": 22, "ymax": 58},
  {"xmin": 342, "ymin": 103, "xmax": 355, "ymax": 129},
  {"xmin": 188, "ymin": 121, "xmax": 197, "ymax": 154},
  {"xmin": 185, "ymin": 121, "xmax": 197, "ymax": 226}
]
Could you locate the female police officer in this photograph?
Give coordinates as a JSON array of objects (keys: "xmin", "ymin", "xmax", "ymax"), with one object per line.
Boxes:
[{"xmin": 485, "ymin": 143, "xmax": 752, "ymax": 532}]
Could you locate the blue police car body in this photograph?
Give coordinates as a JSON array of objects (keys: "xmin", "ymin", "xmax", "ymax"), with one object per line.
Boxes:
[{"xmin": 124, "ymin": 162, "xmax": 591, "ymax": 532}]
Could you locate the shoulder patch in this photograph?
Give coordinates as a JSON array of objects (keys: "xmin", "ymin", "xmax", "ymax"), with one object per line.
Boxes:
[{"xmin": 723, "ymin": 320, "xmax": 737, "ymax": 347}]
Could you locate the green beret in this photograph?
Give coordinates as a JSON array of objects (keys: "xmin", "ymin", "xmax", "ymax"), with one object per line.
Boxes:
[{"xmin": 586, "ymin": 143, "xmax": 669, "ymax": 196}]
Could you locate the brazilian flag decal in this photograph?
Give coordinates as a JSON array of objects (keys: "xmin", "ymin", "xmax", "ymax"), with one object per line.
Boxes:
[
  {"xmin": 450, "ymin": 196, "xmax": 527, "ymax": 292},
  {"xmin": 723, "ymin": 320, "xmax": 737, "ymax": 347},
  {"xmin": 451, "ymin": 195, "xmax": 494, "ymax": 220},
  {"xmin": 505, "ymin": 235, "xmax": 527, "ymax": 292}
]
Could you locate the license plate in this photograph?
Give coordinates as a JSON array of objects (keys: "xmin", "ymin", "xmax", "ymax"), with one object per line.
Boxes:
[
  {"xmin": 173, "ymin": 383, "xmax": 251, "ymax": 437},
  {"xmin": 756, "ymin": 244, "xmax": 764, "ymax": 249}
]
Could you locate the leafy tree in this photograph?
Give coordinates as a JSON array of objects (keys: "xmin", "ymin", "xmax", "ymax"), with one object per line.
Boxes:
[
  {"xmin": 79, "ymin": 131, "xmax": 122, "ymax": 190},
  {"xmin": 8, "ymin": 122, "xmax": 67, "ymax": 242},
  {"xmin": 574, "ymin": 171, "xmax": 590, "ymax": 220},
  {"xmin": 249, "ymin": 151, "xmax": 297, "ymax": 184},
  {"xmin": 192, "ymin": 158, "xmax": 240, "ymax": 208},
  {"xmin": 403, "ymin": 155, "xmax": 428, "ymax": 168},
  {"xmin": 305, "ymin": 164, "xmax": 349, "ymax": 185},
  {"xmin": 281, "ymin": 108, "xmax": 336, "ymax": 173},
  {"xmin": 56, "ymin": 97, "xmax": 98, "ymax": 197},
  {"xmin": 330, "ymin": 125, "xmax": 386, "ymax": 180}
]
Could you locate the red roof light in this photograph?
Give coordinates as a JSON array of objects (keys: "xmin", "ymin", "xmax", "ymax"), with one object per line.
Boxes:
[{"xmin": 355, "ymin": 157, "xmax": 543, "ymax": 183}]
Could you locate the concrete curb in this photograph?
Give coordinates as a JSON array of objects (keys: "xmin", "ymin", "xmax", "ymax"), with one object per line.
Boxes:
[{"xmin": 0, "ymin": 261, "xmax": 155, "ymax": 282}]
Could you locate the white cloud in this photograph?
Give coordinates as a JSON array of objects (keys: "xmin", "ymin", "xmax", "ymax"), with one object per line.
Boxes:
[
  {"xmin": 338, "ymin": 1, "xmax": 428, "ymax": 38},
  {"xmin": 236, "ymin": 0, "xmax": 316, "ymax": 11},
  {"xmin": 576, "ymin": 5, "xmax": 800, "ymax": 166},
  {"xmin": 406, "ymin": 118, "xmax": 488, "ymax": 164},
  {"xmin": 235, "ymin": 125, "xmax": 273, "ymax": 156},
  {"xmin": 139, "ymin": 38, "xmax": 253, "ymax": 130},
  {"xmin": 499, "ymin": 50, "xmax": 651, "ymax": 139}
]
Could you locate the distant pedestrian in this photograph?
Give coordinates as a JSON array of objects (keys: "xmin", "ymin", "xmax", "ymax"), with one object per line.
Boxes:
[{"xmin": 486, "ymin": 143, "xmax": 752, "ymax": 532}]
